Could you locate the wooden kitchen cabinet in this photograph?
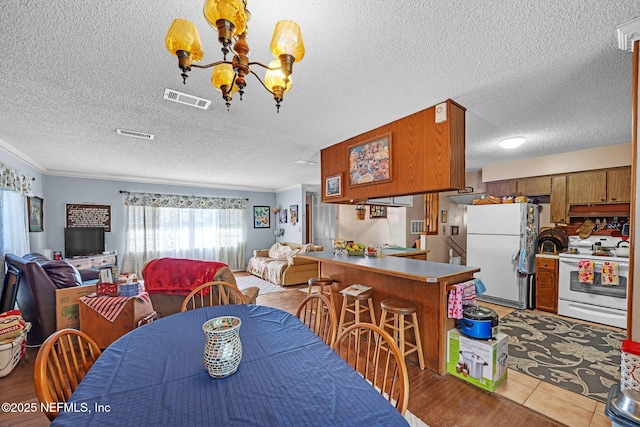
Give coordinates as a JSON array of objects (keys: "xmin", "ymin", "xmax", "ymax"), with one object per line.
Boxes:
[
  {"xmin": 606, "ymin": 167, "xmax": 631, "ymax": 202},
  {"xmin": 550, "ymin": 175, "xmax": 568, "ymax": 224},
  {"xmin": 321, "ymin": 99, "xmax": 466, "ymax": 203},
  {"xmin": 485, "ymin": 180, "xmax": 517, "ymax": 197},
  {"xmin": 566, "ymin": 167, "xmax": 630, "ymax": 204},
  {"xmin": 567, "ymin": 171, "xmax": 607, "ymax": 204},
  {"xmin": 535, "ymin": 256, "xmax": 558, "ymax": 313},
  {"xmin": 516, "ymin": 176, "xmax": 551, "ymax": 196}
]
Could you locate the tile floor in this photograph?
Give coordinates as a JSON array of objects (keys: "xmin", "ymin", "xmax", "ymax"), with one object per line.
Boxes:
[
  {"xmin": 495, "ymin": 369, "xmax": 610, "ymax": 427},
  {"xmin": 482, "ymin": 303, "xmax": 615, "ymax": 427}
]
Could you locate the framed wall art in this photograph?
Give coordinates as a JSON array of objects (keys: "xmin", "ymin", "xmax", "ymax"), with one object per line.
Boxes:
[
  {"xmin": 28, "ymin": 196, "xmax": 44, "ymax": 232},
  {"xmin": 348, "ymin": 133, "xmax": 391, "ymax": 187},
  {"xmin": 278, "ymin": 209, "xmax": 288, "ymax": 223},
  {"xmin": 66, "ymin": 204, "xmax": 112, "ymax": 231},
  {"xmin": 290, "ymin": 205, "xmax": 298, "ymax": 225},
  {"xmin": 253, "ymin": 206, "xmax": 270, "ymax": 228},
  {"xmin": 325, "ymin": 174, "xmax": 342, "ymax": 198},
  {"xmin": 369, "ymin": 205, "xmax": 387, "ymax": 219}
]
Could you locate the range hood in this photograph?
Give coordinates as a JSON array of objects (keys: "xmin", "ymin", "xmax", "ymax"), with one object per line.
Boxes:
[
  {"xmin": 447, "ymin": 193, "xmax": 487, "ymax": 205},
  {"xmin": 568, "ymin": 203, "xmax": 630, "ymax": 218}
]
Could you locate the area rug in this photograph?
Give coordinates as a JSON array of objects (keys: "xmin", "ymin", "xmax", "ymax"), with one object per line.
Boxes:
[
  {"xmin": 235, "ymin": 275, "xmax": 287, "ymax": 295},
  {"xmin": 499, "ymin": 310, "xmax": 625, "ymax": 403}
]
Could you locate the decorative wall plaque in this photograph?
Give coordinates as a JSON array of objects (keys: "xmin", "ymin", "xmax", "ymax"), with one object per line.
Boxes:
[{"xmin": 66, "ymin": 204, "xmax": 111, "ymax": 231}]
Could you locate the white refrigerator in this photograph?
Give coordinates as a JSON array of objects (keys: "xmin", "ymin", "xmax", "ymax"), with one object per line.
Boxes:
[{"xmin": 466, "ymin": 203, "xmax": 539, "ymax": 309}]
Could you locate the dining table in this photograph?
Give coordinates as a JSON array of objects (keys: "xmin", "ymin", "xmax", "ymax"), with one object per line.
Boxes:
[{"xmin": 51, "ymin": 304, "xmax": 409, "ymax": 426}]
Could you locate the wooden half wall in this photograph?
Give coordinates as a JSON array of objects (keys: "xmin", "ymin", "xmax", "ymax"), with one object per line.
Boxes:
[{"xmin": 320, "ymin": 99, "xmax": 466, "ymax": 204}]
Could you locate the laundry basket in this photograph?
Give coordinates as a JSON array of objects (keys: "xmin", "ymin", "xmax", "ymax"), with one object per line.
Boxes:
[{"xmin": 0, "ymin": 328, "xmax": 28, "ymax": 378}]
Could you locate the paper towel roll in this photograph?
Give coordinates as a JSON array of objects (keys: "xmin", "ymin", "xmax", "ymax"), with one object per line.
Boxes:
[
  {"xmin": 43, "ymin": 249, "xmax": 53, "ymax": 259},
  {"xmin": 420, "ymin": 234, "xmax": 427, "ymax": 250}
]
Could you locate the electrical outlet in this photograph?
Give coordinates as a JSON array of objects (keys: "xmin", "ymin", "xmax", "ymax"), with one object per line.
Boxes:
[{"xmin": 442, "ymin": 225, "xmax": 446, "ymax": 234}]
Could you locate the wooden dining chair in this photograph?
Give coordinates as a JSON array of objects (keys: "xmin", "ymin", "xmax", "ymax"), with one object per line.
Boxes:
[
  {"xmin": 332, "ymin": 322, "xmax": 409, "ymax": 415},
  {"xmin": 295, "ymin": 294, "xmax": 338, "ymax": 347},
  {"xmin": 180, "ymin": 281, "xmax": 247, "ymax": 312},
  {"xmin": 34, "ymin": 329, "xmax": 102, "ymax": 421}
]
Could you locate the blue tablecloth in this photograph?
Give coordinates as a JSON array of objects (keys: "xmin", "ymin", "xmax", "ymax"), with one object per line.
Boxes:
[{"xmin": 52, "ymin": 304, "xmax": 408, "ymax": 426}]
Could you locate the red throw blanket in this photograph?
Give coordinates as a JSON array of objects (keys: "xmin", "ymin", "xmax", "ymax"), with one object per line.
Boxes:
[{"xmin": 142, "ymin": 258, "xmax": 229, "ymax": 296}]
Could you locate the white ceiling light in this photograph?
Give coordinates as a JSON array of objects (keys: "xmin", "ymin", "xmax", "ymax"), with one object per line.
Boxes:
[{"xmin": 499, "ymin": 136, "xmax": 525, "ymax": 149}]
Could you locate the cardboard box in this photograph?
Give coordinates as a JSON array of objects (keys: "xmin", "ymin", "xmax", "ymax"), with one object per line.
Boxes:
[
  {"xmin": 55, "ymin": 284, "xmax": 96, "ymax": 331},
  {"xmin": 447, "ymin": 328, "xmax": 508, "ymax": 392},
  {"xmin": 80, "ymin": 297, "xmax": 153, "ymax": 348}
]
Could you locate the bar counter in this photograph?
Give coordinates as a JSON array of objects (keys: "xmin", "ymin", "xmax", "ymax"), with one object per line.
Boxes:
[{"xmin": 296, "ymin": 251, "xmax": 479, "ymax": 375}]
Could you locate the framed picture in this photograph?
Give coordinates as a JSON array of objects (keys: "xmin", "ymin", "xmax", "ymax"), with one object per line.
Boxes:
[
  {"xmin": 451, "ymin": 226, "xmax": 459, "ymax": 236},
  {"xmin": 278, "ymin": 209, "xmax": 288, "ymax": 223},
  {"xmin": 290, "ymin": 205, "xmax": 298, "ymax": 225},
  {"xmin": 369, "ymin": 205, "xmax": 387, "ymax": 219},
  {"xmin": 348, "ymin": 133, "xmax": 391, "ymax": 187},
  {"xmin": 253, "ymin": 206, "xmax": 270, "ymax": 228},
  {"xmin": 28, "ymin": 196, "xmax": 44, "ymax": 232},
  {"xmin": 325, "ymin": 174, "xmax": 342, "ymax": 198}
]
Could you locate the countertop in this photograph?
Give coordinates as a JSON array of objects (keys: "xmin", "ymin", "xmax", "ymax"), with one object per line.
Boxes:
[
  {"xmin": 297, "ymin": 251, "xmax": 479, "ymax": 283},
  {"xmin": 380, "ymin": 247, "xmax": 429, "ymax": 256},
  {"xmin": 536, "ymin": 253, "xmax": 560, "ymax": 260}
]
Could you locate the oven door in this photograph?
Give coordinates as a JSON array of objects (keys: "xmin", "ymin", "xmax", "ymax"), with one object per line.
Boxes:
[
  {"xmin": 558, "ymin": 256, "xmax": 628, "ymax": 311},
  {"xmin": 557, "ymin": 299, "xmax": 627, "ymax": 329}
]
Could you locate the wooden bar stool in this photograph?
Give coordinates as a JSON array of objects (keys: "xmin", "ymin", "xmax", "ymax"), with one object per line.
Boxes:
[
  {"xmin": 379, "ymin": 298, "xmax": 425, "ymax": 369},
  {"xmin": 307, "ymin": 277, "xmax": 334, "ymax": 306},
  {"xmin": 337, "ymin": 287, "xmax": 376, "ymax": 333}
]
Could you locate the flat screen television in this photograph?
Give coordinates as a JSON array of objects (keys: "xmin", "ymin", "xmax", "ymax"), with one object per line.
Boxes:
[{"xmin": 64, "ymin": 227, "xmax": 106, "ymax": 258}]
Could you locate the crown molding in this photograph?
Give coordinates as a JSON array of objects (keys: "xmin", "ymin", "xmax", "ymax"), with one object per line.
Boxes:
[{"xmin": 617, "ymin": 16, "xmax": 640, "ymax": 52}]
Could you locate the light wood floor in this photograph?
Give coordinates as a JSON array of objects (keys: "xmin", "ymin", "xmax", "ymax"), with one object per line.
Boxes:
[{"xmin": 2, "ymin": 275, "xmax": 613, "ymax": 427}]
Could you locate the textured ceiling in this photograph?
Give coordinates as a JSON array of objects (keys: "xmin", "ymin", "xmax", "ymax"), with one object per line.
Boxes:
[{"xmin": 0, "ymin": 1, "xmax": 638, "ymax": 192}]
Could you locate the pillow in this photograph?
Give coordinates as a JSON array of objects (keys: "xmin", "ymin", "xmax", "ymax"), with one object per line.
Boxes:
[
  {"xmin": 268, "ymin": 243, "xmax": 296, "ymax": 260},
  {"xmin": 40, "ymin": 261, "xmax": 82, "ymax": 289},
  {"xmin": 298, "ymin": 243, "xmax": 318, "ymax": 253}
]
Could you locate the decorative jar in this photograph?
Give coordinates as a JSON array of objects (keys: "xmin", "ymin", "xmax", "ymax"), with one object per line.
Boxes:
[{"xmin": 202, "ymin": 316, "xmax": 242, "ymax": 378}]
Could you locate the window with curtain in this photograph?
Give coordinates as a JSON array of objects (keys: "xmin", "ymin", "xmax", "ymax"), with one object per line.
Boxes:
[
  {"xmin": 122, "ymin": 192, "xmax": 247, "ymax": 276},
  {"xmin": 0, "ymin": 162, "xmax": 33, "ymax": 286}
]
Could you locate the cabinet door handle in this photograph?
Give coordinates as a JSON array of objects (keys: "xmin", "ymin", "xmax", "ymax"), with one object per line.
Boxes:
[{"xmin": 611, "ymin": 198, "xmax": 617, "ymax": 201}]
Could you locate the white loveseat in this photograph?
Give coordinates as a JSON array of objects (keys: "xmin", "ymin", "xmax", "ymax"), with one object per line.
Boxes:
[{"xmin": 246, "ymin": 242, "xmax": 323, "ymax": 286}]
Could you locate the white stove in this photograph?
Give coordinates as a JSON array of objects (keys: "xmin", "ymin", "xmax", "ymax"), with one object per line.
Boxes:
[
  {"xmin": 559, "ymin": 235, "xmax": 629, "ymax": 263},
  {"xmin": 557, "ymin": 235, "xmax": 629, "ymax": 329}
]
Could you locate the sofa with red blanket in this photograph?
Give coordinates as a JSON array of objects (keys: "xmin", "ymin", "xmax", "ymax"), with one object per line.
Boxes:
[{"xmin": 141, "ymin": 258, "xmax": 259, "ymax": 317}]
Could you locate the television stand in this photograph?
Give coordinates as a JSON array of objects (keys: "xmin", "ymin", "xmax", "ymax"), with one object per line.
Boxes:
[{"xmin": 66, "ymin": 253, "xmax": 117, "ymax": 270}]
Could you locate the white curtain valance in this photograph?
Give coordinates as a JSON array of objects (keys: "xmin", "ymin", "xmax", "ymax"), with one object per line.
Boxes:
[
  {"xmin": 123, "ymin": 192, "xmax": 247, "ymax": 210},
  {"xmin": 0, "ymin": 162, "xmax": 33, "ymax": 195}
]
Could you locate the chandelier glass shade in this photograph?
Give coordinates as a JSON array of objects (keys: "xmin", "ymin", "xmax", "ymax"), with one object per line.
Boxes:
[{"xmin": 165, "ymin": 0, "xmax": 304, "ymax": 112}]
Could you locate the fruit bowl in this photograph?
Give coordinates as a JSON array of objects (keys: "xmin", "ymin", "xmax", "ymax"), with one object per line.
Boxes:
[{"xmin": 347, "ymin": 250, "xmax": 365, "ymax": 256}]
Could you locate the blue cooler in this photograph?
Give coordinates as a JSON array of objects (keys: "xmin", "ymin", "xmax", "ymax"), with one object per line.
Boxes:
[{"xmin": 458, "ymin": 306, "xmax": 498, "ymax": 340}]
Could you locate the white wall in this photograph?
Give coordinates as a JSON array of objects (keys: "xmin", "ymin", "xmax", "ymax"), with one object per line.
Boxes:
[
  {"xmin": 482, "ymin": 142, "xmax": 631, "ymax": 182},
  {"xmin": 0, "ymin": 145, "xmax": 46, "ymax": 254},
  {"xmin": 273, "ymin": 185, "xmax": 305, "ymax": 244},
  {"xmin": 35, "ymin": 175, "xmax": 276, "ymax": 268},
  {"xmin": 337, "ymin": 204, "xmax": 407, "ymax": 247},
  {"xmin": 632, "ymin": 44, "xmax": 639, "ymax": 340}
]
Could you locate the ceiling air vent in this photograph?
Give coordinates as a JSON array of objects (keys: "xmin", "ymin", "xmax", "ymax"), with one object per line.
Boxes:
[
  {"xmin": 116, "ymin": 129, "xmax": 154, "ymax": 140},
  {"xmin": 163, "ymin": 88, "xmax": 211, "ymax": 110}
]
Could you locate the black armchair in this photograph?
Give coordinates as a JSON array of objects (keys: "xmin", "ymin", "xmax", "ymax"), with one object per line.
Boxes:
[{"xmin": 5, "ymin": 253, "xmax": 84, "ymax": 345}]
